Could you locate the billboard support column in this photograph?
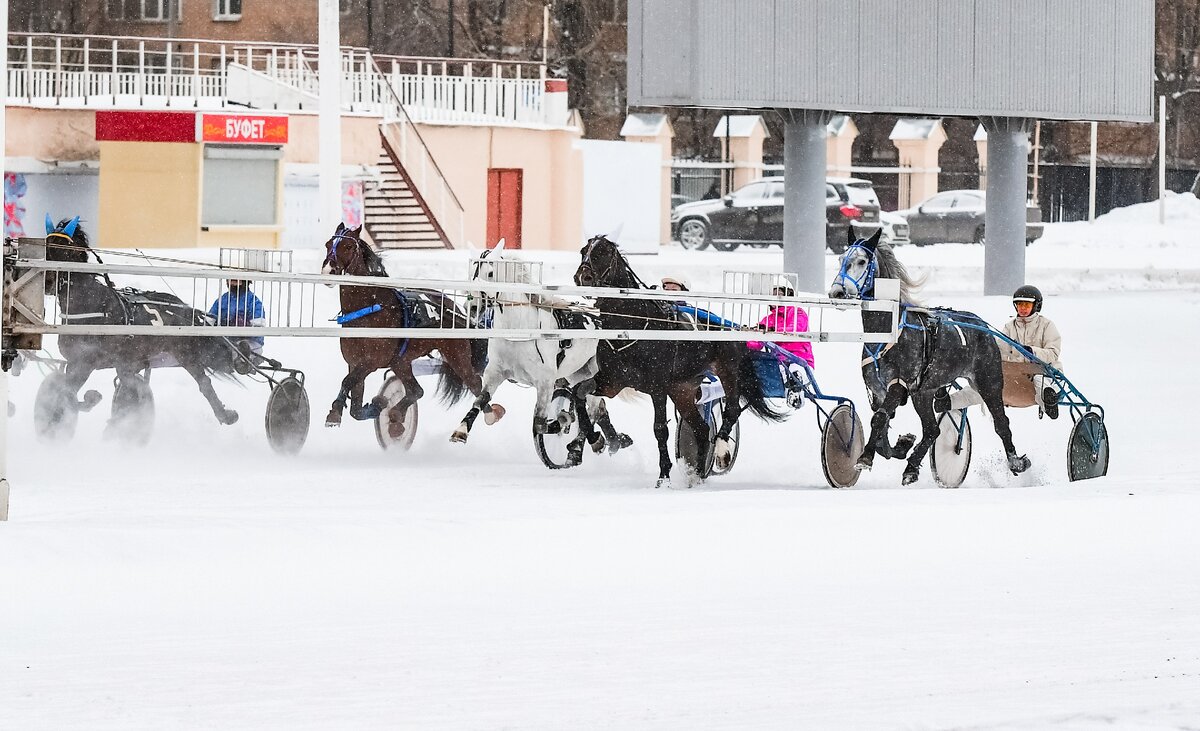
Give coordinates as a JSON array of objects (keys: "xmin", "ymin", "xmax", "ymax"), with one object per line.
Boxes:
[
  {"xmin": 781, "ymin": 108, "xmax": 833, "ymax": 294},
  {"xmin": 318, "ymin": 0, "xmax": 343, "ymax": 237},
  {"xmin": 980, "ymin": 117, "xmax": 1033, "ymax": 296}
]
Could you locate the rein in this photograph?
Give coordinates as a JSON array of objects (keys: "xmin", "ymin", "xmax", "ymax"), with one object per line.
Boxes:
[{"xmin": 832, "ymin": 242, "xmax": 878, "ymax": 297}]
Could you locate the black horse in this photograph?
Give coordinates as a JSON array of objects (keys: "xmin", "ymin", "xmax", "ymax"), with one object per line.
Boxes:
[
  {"xmin": 574, "ymin": 234, "xmax": 785, "ymax": 487},
  {"xmin": 39, "ymin": 216, "xmax": 242, "ymax": 437},
  {"xmin": 828, "ymin": 229, "xmax": 1030, "ymax": 484}
]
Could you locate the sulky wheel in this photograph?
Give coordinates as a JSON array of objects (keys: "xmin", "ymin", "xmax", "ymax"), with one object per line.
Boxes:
[
  {"xmin": 374, "ymin": 375, "xmax": 418, "ymax": 451},
  {"xmin": 706, "ymin": 398, "xmax": 739, "ymax": 476},
  {"xmin": 533, "ymin": 391, "xmax": 582, "ymax": 470},
  {"xmin": 33, "ymin": 372, "xmax": 79, "ymax": 443},
  {"xmin": 106, "ymin": 374, "xmax": 155, "ymax": 446},
  {"xmin": 821, "ymin": 402, "xmax": 864, "ymax": 488},
  {"xmin": 265, "ymin": 376, "xmax": 310, "ymax": 455},
  {"xmin": 929, "ymin": 408, "xmax": 972, "ymax": 488},
  {"xmin": 1067, "ymin": 411, "xmax": 1109, "ymax": 482}
]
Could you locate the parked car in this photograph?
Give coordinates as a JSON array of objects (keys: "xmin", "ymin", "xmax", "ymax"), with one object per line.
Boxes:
[
  {"xmin": 671, "ymin": 193, "xmax": 697, "ymax": 211},
  {"xmin": 896, "ymin": 190, "xmax": 1044, "ymax": 246},
  {"xmin": 879, "ymin": 210, "xmax": 910, "ymax": 246},
  {"xmin": 670, "ymin": 177, "xmax": 882, "ymax": 253}
]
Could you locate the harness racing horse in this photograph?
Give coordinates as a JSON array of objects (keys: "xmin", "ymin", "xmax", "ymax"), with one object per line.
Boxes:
[
  {"xmin": 450, "ymin": 242, "xmax": 632, "ymax": 466},
  {"xmin": 321, "ymin": 224, "xmax": 486, "ymax": 439},
  {"xmin": 574, "ymin": 234, "xmax": 785, "ymax": 487},
  {"xmin": 39, "ymin": 215, "xmax": 242, "ymax": 436},
  {"xmin": 827, "ymin": 229, "xmax": 1031, "ymax": 485}
]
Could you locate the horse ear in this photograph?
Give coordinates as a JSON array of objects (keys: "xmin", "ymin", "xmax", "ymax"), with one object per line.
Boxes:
[
  {"xmin": 863, "ymin": 228, "xmax": 882, "ymax": 252},
  {"xmin": 352, "ymin": 224, "xmax": 363, "ymax": 237},
  {"xmin": 494, "ymin": 237, "xmax": 506, "ymax": 252},
  {"xmin": 45, "ymin": 213, "xmax": 55, "ymax": 235},
  {"xmin": 606, "ymin": 223, "xmax": 624, "ymax": 242},
  {"xmin": 335, "ymin": 222, "xmax": 345, "ymax": 234},
  {"xmin": 64, "ymin": 216, "xmax": 80, "ymax": 237}
]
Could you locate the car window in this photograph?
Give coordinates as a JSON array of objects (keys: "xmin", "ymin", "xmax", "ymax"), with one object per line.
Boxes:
[
  {"xmin": 921, "ymin": 193, "xmax": 957, "ymax": 211},
  {"xmin": 845, "ymin": 183, "xmax": 880, "ymax": 207},
  {"xmin": 765, "ymin": 181, "xmax": 785, "ymax": 199},
  {"xmin": 953, "ymin": 192, "xmax": 985, "ymax": 211},
  {"xmin": 732, "ymin": 182, "xmax": 766, "ymax": 202},
  {"xmin": 826, "ymin": 184, "xmax": 839, "ymax": 201}
]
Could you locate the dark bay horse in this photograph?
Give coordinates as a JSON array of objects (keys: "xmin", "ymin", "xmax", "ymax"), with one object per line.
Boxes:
[
  {"xmin": 828, "ymin": 229, "xmax": 1030, "ymax": 485},
  {"xmin": 320, "ymin": 224, "xmax": 486, "ymax": 439},
  {"xmin": 40, "ymin": 215, "xmax": 241, "ymax": 430},
  {"xmin": 573, "ymin": 234, "xmax": 785, "ymax": 487}
]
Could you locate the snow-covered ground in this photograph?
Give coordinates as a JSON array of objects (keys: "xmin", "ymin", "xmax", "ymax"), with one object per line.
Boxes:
[{"xmin": 2, "ymin": 201, "xmax": 1199, "ymax": 729}]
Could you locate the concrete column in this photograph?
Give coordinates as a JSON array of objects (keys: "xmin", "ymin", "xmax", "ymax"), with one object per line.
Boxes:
[
  {"xmin": 825, "ymin": 115, "xmax": 858, "ymax": 177},
  {"xmin": 621, "ymin": 112, "xmax": 674, "ymax": 245},
  {"xmin": 781, "ymin": 109, "xmax": 833, "ymax": 293},
  {"xmin": 980, "ymin": 117, "xmax": 1033, "ymax": 296},
  {"xmin": 890, "ymin": 119, "xmax": 947, "ymax": 209},
  {"xmin": 715, "ymin": 115, "xmax": 768, "ymax": 191}
]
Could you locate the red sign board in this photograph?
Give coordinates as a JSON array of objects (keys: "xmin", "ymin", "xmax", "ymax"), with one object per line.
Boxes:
[{"xmin": 198, "ymin": 113, "xmax": 288, "ymax": 144}]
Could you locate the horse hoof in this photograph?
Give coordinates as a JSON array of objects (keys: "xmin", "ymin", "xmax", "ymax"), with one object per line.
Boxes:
[
  {"xmin": 567, "ymin": 448, "xmax": 584, "ymax": 467},
  {"xmin": 902, "ymin": 470, "xmax": 919, "ymax": 485},
  {"xmin": 855, "ymin": 458, "xmax": 873, "ymax": 472},
  {"xmin": 654, "ymin": 477, "xmax": 670, "ymax": 489},
  {"xmin": 484, "ymin": 404, "xmax": 506, "ymax": 426},
  {"xmin": 895, "ymin": 434, "xmax": 916, "ymax": 457},
  {"xmin": 81, "ymin": 390, "xmax": 103, "ymax": 411},
  {"xmin": 449, "ymin": 431, "xmax": 467, "ymax": 444},
  {"xmin": 325, "ymin": 411, "xmax": 342, "ymax": 428},
  {"xmin": 388, "ymin": 421, "xmax": 406, "ymax": 440},
  {"xmin": 590, "ymin": 435, "xmax": 606, "ymax": 454},
  {"xmin": 609, "ymin": 434, "xmax": 633, "ymax": 454},
  {"xmin": 1009, "ymin": 454, "xmax": 1031, "ymax": 475},
  {"xmin": 221, "ymin": 410, "xmax": 239, "ymax": 426}
]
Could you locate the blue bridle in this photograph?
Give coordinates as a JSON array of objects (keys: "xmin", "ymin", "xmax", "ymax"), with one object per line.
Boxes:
[
  {"xmin": 832, "ymin": 242, "xmax": 878, "ymax": 298},
  {"xmin": 325, "ymin": 227, "xmax": 362, "ymax": 273}
]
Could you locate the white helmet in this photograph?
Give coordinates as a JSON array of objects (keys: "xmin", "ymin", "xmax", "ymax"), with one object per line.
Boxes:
[{"xmin": 661, "ymin": 275, "xmax": 690, "ymax": 291}]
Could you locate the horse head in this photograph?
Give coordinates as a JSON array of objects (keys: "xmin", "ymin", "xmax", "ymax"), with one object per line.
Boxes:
[
  {"xmin": 44, "ymin": 214, "xmax": 89, "ymax": 264},
  {"xmin": 829, "ymin": 228, "xmax": 882, "ymax": 300},
  {"xmin": 575, "ymin": 234, "xmax": 633, "ymax": 288},
  {"xmin": 321, "ymin": 223, "xmax": 381, "ymax": 278}
]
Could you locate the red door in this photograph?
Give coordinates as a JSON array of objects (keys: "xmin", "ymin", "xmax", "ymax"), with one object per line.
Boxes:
[{"xmin": 486, "ymin": 168, "xmax": 523, "ymax": 249}]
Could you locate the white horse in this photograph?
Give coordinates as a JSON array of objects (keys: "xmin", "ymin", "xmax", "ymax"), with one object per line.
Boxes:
[{"xmin": 450, "ymin": 241, "xmax": 630, "ymax": 466}]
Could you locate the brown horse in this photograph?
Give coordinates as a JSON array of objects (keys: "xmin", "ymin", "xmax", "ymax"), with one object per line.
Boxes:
[{"xmin": 320, "ymin": 224, "xmax": 486, "ymax": 440}]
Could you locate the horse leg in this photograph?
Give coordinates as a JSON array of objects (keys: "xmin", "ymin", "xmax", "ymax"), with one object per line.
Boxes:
[
  {"xmin": 651, "ymin": 392, "xmax": 673, "ymax": 488},
  {"xmin": 385, "ymin": 359, "xmax": 425, "ymax": 438},
  {"xmin": 62, "ymin": 361, "xmax": 100, "ymax": 412},
  {"xmin": 326, "ymin": 363, "xmax": 371, "ymax": 427},
  {"xmin": 347, "ymin": 372, "xmax": 377, "ymax": 421},
  {"xmin": 450, "ymin": 366, "xmax": 506, "ymax": 443},
  {"xmin": 980, "ymin": 382, "xmax": 1031, "ymax": 475},
  {"xmin": 901, "ymin": 390, "xmax": 941, "ymax": 485},
  {"xmin": 711, "ymin": 388, "xmax": 747, "ymax": 473},
  {"xmin": 586, "ymin": 395, "xmax": 632, "ymax": 455},
  {"xmin": 675, "ymin": 396, "xmax": 713, "ymax": 486},
  {"xmin": 181, "ymin": 362, "xmax": 238, "ymax": 425},
  {"xmin": 858, "ymin": 382, "xmax": 913, "ymax": 471}
]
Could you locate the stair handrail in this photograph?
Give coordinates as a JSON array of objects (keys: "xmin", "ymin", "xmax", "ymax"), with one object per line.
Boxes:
[{"xmin": 364, "ymin": 52, "xmax": 465, "ymax": 249}]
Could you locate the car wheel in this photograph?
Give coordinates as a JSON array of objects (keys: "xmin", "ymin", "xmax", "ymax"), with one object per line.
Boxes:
[
  {"xmin": 973, "ymin": 225, "xmax": 986, "ymax": 244},
  {"xmin": 711, "ymin": 239, "xmax": 741, "ymax": 252},
  {"xmin": 678, "ymin": 219, "xmax": 711, "ymax": 250}
]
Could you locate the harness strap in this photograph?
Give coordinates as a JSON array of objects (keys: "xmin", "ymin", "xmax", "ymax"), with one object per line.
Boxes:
[{"xmin": 336, "ymin": 304, "xmax": 383, "ymax": 324}]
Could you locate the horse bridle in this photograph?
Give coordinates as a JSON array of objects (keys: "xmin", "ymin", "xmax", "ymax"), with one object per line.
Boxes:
[
  {"xmin": 832, "ymin": 242, "xmax": 878, "ymax": 298},
  {"xmin": 578, "ymin": 236, "xmax": 624, "ymax": 287},
  {"xmin": 325, "ymin": 230, "xmax": 364, "ymax": 275}
]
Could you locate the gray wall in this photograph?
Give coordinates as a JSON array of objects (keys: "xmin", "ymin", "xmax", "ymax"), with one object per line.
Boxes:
[{"xmin": 629, "ymin": 0, "xmax": 1153, "ymax": 122}]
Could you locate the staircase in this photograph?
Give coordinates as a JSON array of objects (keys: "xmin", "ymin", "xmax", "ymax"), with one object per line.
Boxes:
[{"xmin": 363, "ymin": 145, "xmax": 447, "ymax": 249}]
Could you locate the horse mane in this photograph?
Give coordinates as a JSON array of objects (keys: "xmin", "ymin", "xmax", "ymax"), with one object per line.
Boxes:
[
  {"xmin": 873, "ymin": 243, "xmax": 925, "ymax": 306},
  {"xmin": 360, "ymin": 240, "xmax": 388, "ymax": 276},
  {"xmin": 597, "ymin": 236, "xmax": 648, "ymax": 289}
]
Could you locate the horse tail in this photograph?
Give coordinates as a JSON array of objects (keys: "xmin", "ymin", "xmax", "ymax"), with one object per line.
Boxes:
[
  {"xmin": 736, "ymin": 351, "xmax": 789, "ymax": 423},
  {"xmin": 433, "ymin": 339, "xmax": 487, "ymax": 406}
]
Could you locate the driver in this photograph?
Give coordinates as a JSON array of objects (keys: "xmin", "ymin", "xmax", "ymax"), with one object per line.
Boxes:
[
  {"xmin": 209, "ymin": 278, "xmax": 267, "ymax": 370},
  {"xmin": 1000, "ymin": 284, "xmax": 1061, "ymax": 419}
]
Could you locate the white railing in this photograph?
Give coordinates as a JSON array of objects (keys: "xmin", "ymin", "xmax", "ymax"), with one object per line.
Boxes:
[{"xmin": 5, "ymin": 33, "xmax": 548, "ymax": 125}]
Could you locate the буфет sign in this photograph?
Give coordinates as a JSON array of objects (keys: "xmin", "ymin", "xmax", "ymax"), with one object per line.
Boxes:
[{"xmin": 198, "ymin": 113, "xmax": 288, "ymax": 144}]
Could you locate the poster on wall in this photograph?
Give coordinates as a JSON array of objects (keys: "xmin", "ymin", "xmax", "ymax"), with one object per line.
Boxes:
[
  {"xmin": 4, "ymin": 173, "xmax": 28, "ymax": 238},
  {"xmin": 342, "ymin": 181, "xmax": 364, "ymax": 229}
]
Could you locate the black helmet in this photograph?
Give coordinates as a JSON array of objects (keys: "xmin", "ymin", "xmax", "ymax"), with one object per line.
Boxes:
[{"xmin": 1012, "ymin": 284, "xmax": 1043, "ymax": 314}]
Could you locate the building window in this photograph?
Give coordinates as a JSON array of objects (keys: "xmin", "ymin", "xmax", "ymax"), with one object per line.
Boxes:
[
  {"xmin": 213, "ymin": 0, "xmax": 242, "ymax": 21},
  {"xmin": 107, "ymin": 0, "xmax": 179, "ymax": 21},
  {"xmin": 203, "ymin": 146, "xmax": 281, "ymax": 226}
]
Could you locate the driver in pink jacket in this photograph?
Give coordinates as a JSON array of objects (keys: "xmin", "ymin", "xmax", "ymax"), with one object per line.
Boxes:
[{"xmin": 746, "ymin": 284, "xmax": 815, "ymax": 368}]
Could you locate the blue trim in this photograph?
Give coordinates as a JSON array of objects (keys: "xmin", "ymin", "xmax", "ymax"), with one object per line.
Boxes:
[
  {"xmin": 832, "ymin": 243, "xmax": 878, "ymax": 296},
  {"xmin": 336, "ymin": 303, "xmax": 382, "ymax": 324}
]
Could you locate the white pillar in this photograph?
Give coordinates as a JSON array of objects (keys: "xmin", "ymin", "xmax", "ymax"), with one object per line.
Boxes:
[
  {"xmin": 1, "ymin": 0, "xmax": 10, "ymax": 521},
  {"xmin": 1159, "ymin": 95, "xmax": 1166, "ymax": 225},
  {"xmin": 781, "ymin": 109, "xmax": 833, "ymax": 294},
  {"xmin": 1088, "ymin": 122, "xmax": 1098, "ymax": 223},
  {"xmin": 980, "ymin": 117, "xmax": 1032, "ymax": 297},
  {"xmin": 318, "ymin": 0, "xmax": 343, "ymax": 235}
]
